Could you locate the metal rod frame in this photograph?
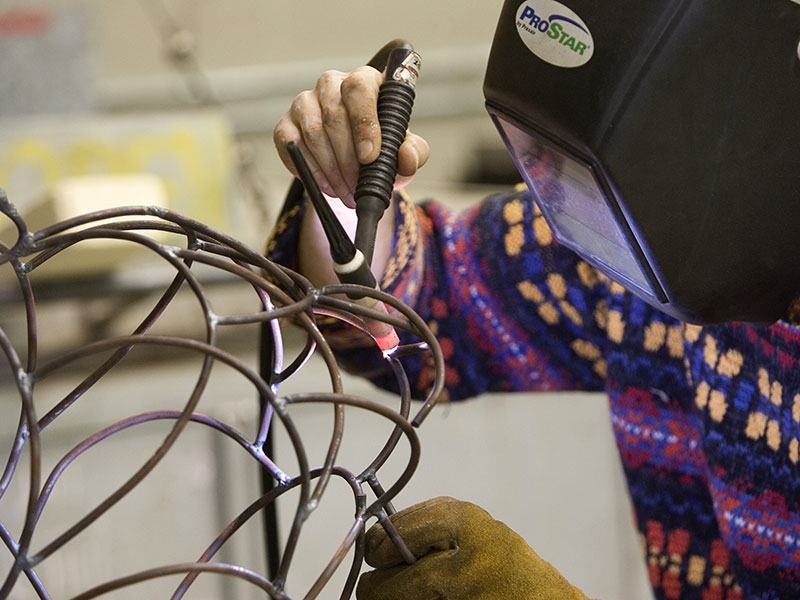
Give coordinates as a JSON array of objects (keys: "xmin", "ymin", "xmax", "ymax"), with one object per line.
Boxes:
[{"xmin": 0, "ymin": 191, "xmax": 445, "ymax": 599}]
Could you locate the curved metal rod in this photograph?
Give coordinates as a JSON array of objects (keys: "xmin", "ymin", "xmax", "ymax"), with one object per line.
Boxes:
[
  {"xmin": 68, "ymin": 562, "xmax": 285, "ymax": 600},
  {"xmin": 0, "ymin": 409, "xmax": 26, "ymax": 501},
  {"xmin": 23, "ymin": 219, "xmax": 194, "ymax": 272},
  {"xmin": 0, "ymin": 250, "xmax": 35, "ymax": 501},
  {"xmin": 14, "ymin": 257, "xmax": 38, "ymax": 373},
  {"xmin": 314, "ymin": 296, "xmax": 410, "ymax": 331},
  {"xmin": 24, "ymin": 335, "xmax": 311, "ymax": 566},
  {"xmin": 285, "ymin": 393, "xmax": 420, "ymax": 519},
  {"xmin": 36, "ymin": 268, "xmax": 191, "ymax": 431},
  {"xmin": 303, "ymin": 512, "xmax": 366, "ymax": 600},
  {"xmin": 22, "ymin": 237, "xmax": 343, "ymax": 587},
  {"xmin": 29, "ymin": 350, "xmax": 216, "ymax": 565},
  {"xmin": 285, "ymin": 392, "xmax": 421, "ymax": 572},
  {"xmin": 313, "ymin": 286, "xmax": 445, "ymax": 425},
  {"xmin": 357, "ymin": 356, "xmax": 412, "ymax": 483},
  {"xmin": 0, "ymin": 199, "xmax": 446, "ymax": 599},
  {"xmin": 152, "ymin": 247, "xmax": 352, "ymax": 581},
  {"xmin": 317, "ymin": 284, "xmax": 445, "ymax": 426},
  {"xmin": 255, "ymin": 291, "xmax": 283, "ymax": 456},
  {"xmin": 338, "ymin": 523, "xmax": 366, "ymax": 600},
  {"xmin": 155, "ymin": 247, "xmax": 352, "ymax": 555},
  {"xmin": 0, "ymin": 327, "xmax": 42, "ymax": 598},
  {"xmin": 26, "ymin": 206, "xmax": 297, "ymax": 297},
  {"xmin": 0, "ymin": 192, "xmax": 32, "ymax": 266},
  {"xmin": 215, "ymin": 294, "xmax": 315, "ymax": 325},
  {"xmin": 32, "ymin": 410, "xmax": 288, "ymax": 536},
  {"xmin": 278, "ymin": 331, "xmax": 317, "ymax": 383},
  {"xmin": 171, "ymin": 465, "xmax": 364, "ymax": 599},
  {"xmin": 3, "ymin": 228, "xmax": 225, "ymax": 576},
  {"xmin": 0, "ymin": 487, "xmax": 51, "ymax": 600}
]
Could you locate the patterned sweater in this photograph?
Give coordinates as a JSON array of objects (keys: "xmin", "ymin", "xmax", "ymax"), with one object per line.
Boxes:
[{"xmin": 266, "ymin": 185, "xmax": 800, "ymax": 600}]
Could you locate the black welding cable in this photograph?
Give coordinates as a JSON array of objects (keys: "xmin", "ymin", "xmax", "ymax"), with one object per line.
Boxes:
[{"xmin": 258, "ymin": 321, "xmax": 281, "ymax": 580}]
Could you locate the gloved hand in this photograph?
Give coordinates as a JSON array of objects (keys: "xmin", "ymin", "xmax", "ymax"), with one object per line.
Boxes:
[{"xmin": 357, "ymin": 496, "xmax": 595, "ymax": 600}]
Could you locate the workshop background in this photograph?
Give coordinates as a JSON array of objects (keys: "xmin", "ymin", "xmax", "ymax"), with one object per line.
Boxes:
[{"xmin": 0, "ymin": 1, "xmax": 654, "ymax": 598}]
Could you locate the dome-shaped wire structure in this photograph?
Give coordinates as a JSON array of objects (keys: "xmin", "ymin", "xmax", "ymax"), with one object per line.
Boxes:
[{"xmin": 0, "ymin": 189, "xmax": 444, "ymax": 599}]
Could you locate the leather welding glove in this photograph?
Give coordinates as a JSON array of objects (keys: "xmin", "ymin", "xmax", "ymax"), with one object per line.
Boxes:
[{"xmin": 356, "ymin": 496, "xmax": 594, "ymax": 600}]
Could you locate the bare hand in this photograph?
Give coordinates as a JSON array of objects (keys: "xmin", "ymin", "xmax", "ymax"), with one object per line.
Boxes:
[{"xmin": 273, "ymin": 67, "xmax": 429, "ymax": 208}]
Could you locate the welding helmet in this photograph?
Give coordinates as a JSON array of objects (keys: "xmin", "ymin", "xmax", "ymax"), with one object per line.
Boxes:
[{"xmin": 484, "ymin": 0, "xmax": 800, "ymax": 324}]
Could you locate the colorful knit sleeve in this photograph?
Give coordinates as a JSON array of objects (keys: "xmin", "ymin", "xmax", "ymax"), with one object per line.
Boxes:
[{"xmin": 265, "ymin": 183, "xmax": 613, "ymax": 401}]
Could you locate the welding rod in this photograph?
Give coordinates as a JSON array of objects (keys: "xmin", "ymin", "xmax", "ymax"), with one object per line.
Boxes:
[{"xmin": 286, "ymin": 142, "xmax": 399, "ymax": 352}]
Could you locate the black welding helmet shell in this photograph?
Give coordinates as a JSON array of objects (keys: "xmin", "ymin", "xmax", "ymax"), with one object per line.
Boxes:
[{"xmin": 484, "ymin": 0, "xmax": 800, "ymax": 324}]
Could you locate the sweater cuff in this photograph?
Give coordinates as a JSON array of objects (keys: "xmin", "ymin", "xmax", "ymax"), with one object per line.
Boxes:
[
  {"xmin": 264, "ymin": 179, "xmax": 305, "ymax": 272},
  {"xmin": 378, "ymin": 189, "xmax": 425, "ymax": 312}
]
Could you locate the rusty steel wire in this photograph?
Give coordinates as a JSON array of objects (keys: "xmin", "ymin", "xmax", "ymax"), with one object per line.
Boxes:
[{"xmin": 0, "ymin": 189, "xmax": 445, "ymax": 599}]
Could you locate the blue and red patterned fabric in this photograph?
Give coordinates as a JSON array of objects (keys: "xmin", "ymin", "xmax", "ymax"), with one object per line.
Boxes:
[{"xmin": 266, "ymin": 185, "xmax": 800, "ymax": 600}]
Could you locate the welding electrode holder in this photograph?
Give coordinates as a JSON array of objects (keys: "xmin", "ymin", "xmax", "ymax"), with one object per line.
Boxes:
[
  {"xmin": 288, "ymin": 40, "xmax": 420, "ymax": 291},
  {"xmin": 288, "ymin": 140, "xmax": 401, "ymax": 352},
  {"xmin": 355, "ymin": 40, "xmax": 421, "ymax": 266}
]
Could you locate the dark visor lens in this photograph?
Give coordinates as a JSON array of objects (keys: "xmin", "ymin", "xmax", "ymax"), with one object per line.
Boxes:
[{"xmin": 491, "ymin": 111, "xmax": 661, "ymax": 302}]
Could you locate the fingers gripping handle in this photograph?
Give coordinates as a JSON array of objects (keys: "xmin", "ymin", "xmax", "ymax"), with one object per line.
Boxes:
[
  {"xmin": 355, "ymin": 80, "xmax": 415, "ymax": 202},
  {"xmin": 354, "ymin": 47, "xmax": 420, "ymax": 266}
]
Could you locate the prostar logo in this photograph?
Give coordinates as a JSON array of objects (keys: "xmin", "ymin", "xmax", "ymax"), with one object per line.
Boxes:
[{"xmin": 515, "ymin": 0, "xmax": 594, "ymax": 68}]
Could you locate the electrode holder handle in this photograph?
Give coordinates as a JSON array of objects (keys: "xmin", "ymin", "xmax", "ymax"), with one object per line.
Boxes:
[{"xmin": 354, "ymin": 41, "xmax": 421, "ymax": 266}]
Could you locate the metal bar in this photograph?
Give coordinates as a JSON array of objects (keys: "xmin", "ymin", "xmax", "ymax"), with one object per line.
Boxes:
[{"xmin": 0, "ymin": 195, "xmax": 445, "ymax": 599}]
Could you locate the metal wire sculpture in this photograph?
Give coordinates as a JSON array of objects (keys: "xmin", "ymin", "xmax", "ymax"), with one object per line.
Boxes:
[{"xmin": 0, "ymin": 188, "xmax": 444, "ymax": 599}]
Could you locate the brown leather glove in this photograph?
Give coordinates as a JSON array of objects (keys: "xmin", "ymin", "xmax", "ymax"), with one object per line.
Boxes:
[{"xmin": 357, "ymin": 497, "xmax": 594, "ymax": 600}]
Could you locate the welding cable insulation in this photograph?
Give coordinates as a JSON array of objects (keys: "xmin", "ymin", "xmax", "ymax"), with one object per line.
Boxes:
[
  {"xmin": 257, "ymin": 321, "xmax": 281, "ymax": 580},
  {"xmin": 354, "ymin": 78, "xmax": 416, "ymax": 266},
  {"xmin": 287, "ymin": 142, "xmax": 399, "ymax": 350}
]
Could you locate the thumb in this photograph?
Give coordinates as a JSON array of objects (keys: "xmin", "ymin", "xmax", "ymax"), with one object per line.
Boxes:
[
  {"xmin": 396, "ymin": 132, "xmax": 430, "ymax": 179},
  {"xmin": 365, "ymin": 497, "xmax": 488, "ymax": 569}
]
